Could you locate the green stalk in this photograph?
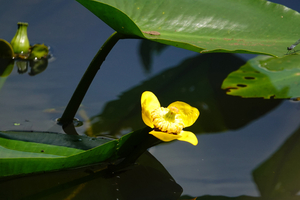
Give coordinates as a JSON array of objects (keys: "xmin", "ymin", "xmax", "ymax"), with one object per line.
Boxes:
[{"xmin": 59, "ymin": 32, "xmax": 124, "ymax": 125}]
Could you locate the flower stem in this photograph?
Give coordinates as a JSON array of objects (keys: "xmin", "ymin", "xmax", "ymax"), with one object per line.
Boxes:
[{"xmin": 59, "ymin": 32, "xmax": 124, "ymax": 125}]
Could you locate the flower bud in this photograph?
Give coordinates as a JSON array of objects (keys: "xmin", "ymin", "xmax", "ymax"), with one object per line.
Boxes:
[{"xmin": 11, "ymin": 22, "xmax": 30, "ymax": 54}]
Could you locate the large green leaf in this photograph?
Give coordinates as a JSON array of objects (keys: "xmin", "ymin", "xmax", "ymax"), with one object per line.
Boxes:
[
  {"xmin": 0, "ymin": 128, "xmax": 157, "ymax": 177},
  {"xmin": 77, "ymin": 0, "xmax": 300, "ymax": 57},
  {"xmin": 221, "ymin": 54, "xmax": 300, "ymax": 99}
]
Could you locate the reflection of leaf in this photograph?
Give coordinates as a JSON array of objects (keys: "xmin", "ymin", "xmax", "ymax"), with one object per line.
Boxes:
[
  {"xmin": 77, "ymin": 0, "xmax": 300, "ymax": 57},
  {"xmin": 0, "ymin": 152, "xmax": 182, "ymax": 200},
  {"xmin": 0, "ymin": 127, "xmax": 158, "ymax": 177},
  {"xmin": 139, "ymin": 40, "xmax": 167, "ymax": 73},
  {"xmin": 89, "ymin": 54, "xmax": 281, "ymax": 136},
  {"xmin": 28, "ymin": 57, "xmax": 48, "ymax": 76},
  {"xmin": 178, "ymin": 124, "xmax": 300, "ymax": 200},
  {"xmin": 222, "ymin": 55, "xmax": 300, "ymax": 99},
  {"xmin": 252, "ymin": 125, "xmax": 300, "ymax": 199}
]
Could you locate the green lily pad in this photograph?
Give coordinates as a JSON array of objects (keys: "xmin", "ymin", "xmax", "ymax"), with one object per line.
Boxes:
[
  {"xmin": 77, "ymin": 0, "xmax": 300, "ymax": 57},
  {"xmin": 0, "ymin": 127, "xmax": 157, "ymax": 177},
  {"xmin": 28, "ymin": 44, "xmax": 49, "ymax": 59},
  {"xmin": 221, "ymin": 54, "xmax": 300, "ymax": 99}
]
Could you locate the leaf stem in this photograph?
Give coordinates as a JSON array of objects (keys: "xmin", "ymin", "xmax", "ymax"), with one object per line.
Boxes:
[{"xmin": 59, "ymin": 32, "xmax": 124, "ymax": 125}]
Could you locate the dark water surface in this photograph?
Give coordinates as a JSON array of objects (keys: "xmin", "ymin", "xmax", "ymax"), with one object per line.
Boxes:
[{"xmin": 1, "ymin": 0, "xmax": 300, "ymax": 199}]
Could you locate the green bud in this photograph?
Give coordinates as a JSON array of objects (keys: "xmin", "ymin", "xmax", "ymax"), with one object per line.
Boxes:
[{"xmin": 11, "ymin": 22, "xmax": 30, "ymax": 54}]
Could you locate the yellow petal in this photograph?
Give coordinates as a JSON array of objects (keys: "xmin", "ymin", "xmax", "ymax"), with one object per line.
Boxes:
[
  {"xmin": 178, "ymin": 131, "xmax": 198, "ymax": 146},
  {"xmin": 168, "ymin": 101, "xmax": 199, "ymax": 127},
  {"xmin": 141, "ymin": 91, "xmax": 160, "ymax": 128},
  {"xmin": 149, "ymin": 130, "xmax": 181, "ymax": 142}
]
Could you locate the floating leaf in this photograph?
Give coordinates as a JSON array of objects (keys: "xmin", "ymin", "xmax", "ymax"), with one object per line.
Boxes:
[
  {"xmin": 221, "ymin": 55, "xmax": 300, "ymax": 99},
  {"xmin": 77, "ymin": 0, "xmax": 300, "ymax": 57},
  {"xmin": 28, "ymin": 44, "xmax": 49, "ymax": 59},
  {"xmin": 0, "ymin": 127, "xmax": 157, "ymax": 177}
]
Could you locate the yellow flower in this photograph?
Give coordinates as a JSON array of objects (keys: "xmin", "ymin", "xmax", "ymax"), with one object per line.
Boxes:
[{"xmin": 141, "ymin": 91, "xmax": 199, "ymax": 145}]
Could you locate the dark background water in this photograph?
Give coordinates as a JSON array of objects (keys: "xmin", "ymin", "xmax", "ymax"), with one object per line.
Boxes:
[{"xmin": 1, "ymin": 0, "xmax": 300, "ymax": 199}]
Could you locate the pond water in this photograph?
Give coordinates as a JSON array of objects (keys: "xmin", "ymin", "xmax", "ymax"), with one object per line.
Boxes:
[{"xmin": 1, "ymin": 0, "xmax": 300, "ymax": 199}]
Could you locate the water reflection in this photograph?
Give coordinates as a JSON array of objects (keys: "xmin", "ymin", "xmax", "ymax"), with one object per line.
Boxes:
[
  {"xmin": 253, "ymin": 125, "xmax": 300, "ymax": 199},
  {"xmin": 88, "ymin": 53, "xmax": 282, "ymax": 137},
  {"xmin": 0, "ymin": 0, "xmax": 300, "ymax": 199},
  {"xmin": 176, "ymin": 124, "xmax": 300, "ymax": 199},
  {"xmin": 0, "ymin": 151, "xmax": 182, "ymax": 200},
  {"xmin": 0, "ymin": 52, "xmax": 50, "ymax": 76}
]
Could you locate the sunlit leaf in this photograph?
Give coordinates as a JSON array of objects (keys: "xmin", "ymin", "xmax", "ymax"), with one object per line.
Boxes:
[
  {"xmin": 221, "ymin": 55, "xmax": 300, "ymax": 99},
  {"xmin": 77, "ymin": 0, "xmax": 300, "ymax": 57}
]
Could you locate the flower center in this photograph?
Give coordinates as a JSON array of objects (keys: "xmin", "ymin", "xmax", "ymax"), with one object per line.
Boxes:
[{"xmin": 151, "ymin": 106, "xmax": 184, "ymax": 134}]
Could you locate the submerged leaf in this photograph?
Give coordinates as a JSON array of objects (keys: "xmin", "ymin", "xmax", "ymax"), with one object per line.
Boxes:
[
  {"xmin": 221, "ymin": 54, "xmax": 300, "ymax": 99},
  {"xmin": 77, "ymin": 0, "xmax": 300, "ymax": 56}
]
